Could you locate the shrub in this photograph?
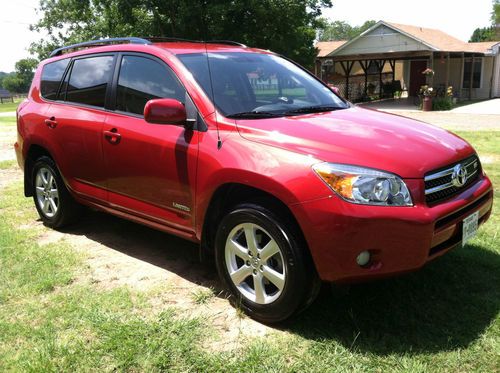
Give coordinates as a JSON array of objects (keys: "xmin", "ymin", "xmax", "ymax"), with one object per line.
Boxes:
[{"xmin": 432, "ymin": 97, "xmax": 453, "ymax": 111}]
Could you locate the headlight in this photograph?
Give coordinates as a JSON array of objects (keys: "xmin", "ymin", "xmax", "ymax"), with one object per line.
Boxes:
[{"xmin": 312, "ymin": 163, "xmax": 413, "ymax": 206}]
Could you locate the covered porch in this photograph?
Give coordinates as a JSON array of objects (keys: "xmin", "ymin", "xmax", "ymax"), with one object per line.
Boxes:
[{"xmin": 315, "ymin": 21, "xmax": 500, "ymax": 102}]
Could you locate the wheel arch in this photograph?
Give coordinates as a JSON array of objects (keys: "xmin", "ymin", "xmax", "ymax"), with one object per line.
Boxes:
[
  {"xmin": 24, "ymin": 144, "xmax": 54, "ymax": 197},
  {"xmin": 200, "ymin": 182, "xmax": 309, "ymax": 259}
]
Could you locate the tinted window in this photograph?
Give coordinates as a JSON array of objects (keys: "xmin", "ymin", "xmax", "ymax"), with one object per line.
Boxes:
[
  {"xmin": 66, "ymin": 56, "xmax": 114, "ymax": 107},
  {"xmin": 116, "ymin": 55, "xmax": 185, "ymax": 115},
  {"xmin": 40, "ymin": 59, "xmax": 70, "ymax": 100}
]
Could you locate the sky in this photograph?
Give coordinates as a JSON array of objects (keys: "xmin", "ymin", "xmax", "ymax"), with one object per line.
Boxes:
[{"xmin": 0, "ymin": 0, "xmax": 495, "ymax": 72}]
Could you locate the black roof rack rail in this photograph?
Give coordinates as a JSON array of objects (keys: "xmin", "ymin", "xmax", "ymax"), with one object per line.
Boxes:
[
  {"xmin": 49, "ymin": 37, "xmax": 152, "ymax": 57},
  {"xmin": 207, "ymin": 40, "xmax": 247, "ymax": 47},
  {"xmin": 144, "ymin": 37, "xmax": 247, "ymax": 47}
]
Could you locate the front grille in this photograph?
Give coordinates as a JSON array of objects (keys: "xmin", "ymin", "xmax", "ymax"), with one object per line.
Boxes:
[{"xmin": 424, "ymin": 155, "xmax": 481, "ymax": 205}]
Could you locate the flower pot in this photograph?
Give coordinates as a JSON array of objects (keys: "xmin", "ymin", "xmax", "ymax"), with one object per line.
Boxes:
[{"xmin": 422, "ymin": 96, "xmax": 432, "ymax": 111}]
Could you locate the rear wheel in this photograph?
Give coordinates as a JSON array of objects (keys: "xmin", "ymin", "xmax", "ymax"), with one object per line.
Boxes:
[
  {"xmin": 215, "ymin": 203, "xmax": 317, "ymax": 323},
  {"xmin": 32, "ymin": 156, "xmax": 80, "ymax": 228}
]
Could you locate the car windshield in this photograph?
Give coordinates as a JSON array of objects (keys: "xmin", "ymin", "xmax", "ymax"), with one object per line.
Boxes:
[{"xmin": 177, "ymin": 52, "xmax": 348, "ymax": 118}]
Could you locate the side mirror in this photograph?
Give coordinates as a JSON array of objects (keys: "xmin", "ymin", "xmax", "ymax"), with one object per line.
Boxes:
[{"xmin": 144, "ymin": 98, "xmax": 187, "ymax": 125}]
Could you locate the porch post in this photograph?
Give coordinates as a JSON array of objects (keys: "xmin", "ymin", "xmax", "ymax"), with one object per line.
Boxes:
[
  {"xmin": 378, "ymin": 60, "xmax": 386, "ymax": 98},
  {"xmin": 445, "ymin": 53, "xmax": 450, "ymax": 89},
  {"xmin": 469, "ymin": 55, "xmax": 474, "ymax": 100},
  {"xmin": 429, "ymin": 52, "xmax": 434, "ymax": 87},
  {"xmin": 359, "ymin": 60, "xmax": 368, "ymax": 97},
  {"xmin": 459, "ymin": 53, "xmax": 465, "ymax": 98}
]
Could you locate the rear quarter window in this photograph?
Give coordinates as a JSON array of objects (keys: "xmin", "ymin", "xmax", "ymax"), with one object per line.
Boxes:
[
  {"xmin": 40, "ymin": 59, "xmax": 70, "ymax": 100},
  {"xmin": 66, "ymin": 55, "xmax": 114, "ymax": 108}
]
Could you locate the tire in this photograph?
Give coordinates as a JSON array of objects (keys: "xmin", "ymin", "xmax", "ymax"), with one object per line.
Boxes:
[
  {"xmin": 32, "ymin": 156, "xmax": 81, "ymax": 228},
  {"xmin": 215, "ymin": 203, "xmax": 317, "ymax": 323}
]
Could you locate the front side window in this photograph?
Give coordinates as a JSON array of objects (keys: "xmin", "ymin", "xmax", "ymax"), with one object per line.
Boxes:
[
  {"xmin": 463, "ymin": 58, "xmax": 482, "ymax": 89},
  {"xmin": 116, "ymin": 55, "xmax": 185, "ymax": 115},
  {"xmin": 178, "ymin": 52, "xmax": 347, "ymax": 118},
  {"xmin": 66, "ymin": 55, "xmax": 114, "ymax": 107},
  {"xmin": 40, "ymin": 59, "xmax": 70, "ymax": 100}
]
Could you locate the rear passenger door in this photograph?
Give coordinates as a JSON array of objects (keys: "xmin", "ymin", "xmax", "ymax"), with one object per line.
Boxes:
[
  {"xmin": 44, "ymin": 54, "xmax": 115, "ymax": 201},
  {"xmin": 103, "ymin": 53, "xmax": 199, "ymax": 232}
]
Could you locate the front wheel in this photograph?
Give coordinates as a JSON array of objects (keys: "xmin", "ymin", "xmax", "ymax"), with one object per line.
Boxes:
[{"xmin": 215, "ymin": 203, "xmax": 316, "ymax": 323}]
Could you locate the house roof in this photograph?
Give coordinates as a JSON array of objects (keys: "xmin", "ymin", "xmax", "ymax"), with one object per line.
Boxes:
[
  {"xmin": 315, "ymin": 41, "xmax": 346, "ymax": 57},
  {"xmin": 319, "ymin": 21, "xmax": 500, "ymax": 57},
  {"xmin": 386, "ymin": 22, "xmax": 499, "ymax": 53}
]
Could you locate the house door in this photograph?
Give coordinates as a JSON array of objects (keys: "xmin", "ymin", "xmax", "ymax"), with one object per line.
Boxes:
[{"xmin": 409, "ymin": 60, "xmax": 427, "ymax": 96}]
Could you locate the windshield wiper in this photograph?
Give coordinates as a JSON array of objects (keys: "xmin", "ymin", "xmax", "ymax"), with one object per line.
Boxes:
[
  {"xmin": 283, "ymin": 105, "xmax": 346, "ymax": 115},
  {"xmin": 226, "ymin": 111, "xmax": 283, "ymax": 119}
]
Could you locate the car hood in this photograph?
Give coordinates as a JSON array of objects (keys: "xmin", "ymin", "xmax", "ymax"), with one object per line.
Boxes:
[{"xmin": 235, "ymin": 107, "xmax": 474, "ymax": 178}]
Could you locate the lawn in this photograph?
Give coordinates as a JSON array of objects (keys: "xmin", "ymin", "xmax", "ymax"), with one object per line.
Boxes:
[
  {"xmin": 0, "ymin": 123, "xmax": 498, "ymax": 371},
  {"xmin": 0, "ymin": 98, "xmax": 22, "ymax": 113}
]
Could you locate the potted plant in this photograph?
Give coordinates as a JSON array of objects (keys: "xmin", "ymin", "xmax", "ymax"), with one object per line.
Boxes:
[{"xmin": 420, "ymin": 85, "xmax": 434, "ymax": 111}]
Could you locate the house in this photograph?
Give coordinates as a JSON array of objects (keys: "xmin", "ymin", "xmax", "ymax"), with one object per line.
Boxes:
[
  {"xmin": 315, "ymin": 21, "xmax": 500, "ymax": 101},
  {"xmin": 0, "ymin": 89, "xmax": 14, "ymax": 103}
]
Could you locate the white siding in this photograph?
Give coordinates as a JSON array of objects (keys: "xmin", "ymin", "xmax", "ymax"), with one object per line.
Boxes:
[{"xmin": 333, "ymin": 25, "xmax": 433, "ymax": 56}]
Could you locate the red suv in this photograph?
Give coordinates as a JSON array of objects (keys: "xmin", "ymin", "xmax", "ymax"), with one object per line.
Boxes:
[{"xmin": 15, "ymin": 38, "xmax": 493, "ymax": 323}]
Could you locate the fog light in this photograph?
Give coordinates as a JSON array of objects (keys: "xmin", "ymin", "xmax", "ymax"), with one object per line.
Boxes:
[{"xmin": 356, "ymin": 251, "xmax": 371, "ymax": 267}]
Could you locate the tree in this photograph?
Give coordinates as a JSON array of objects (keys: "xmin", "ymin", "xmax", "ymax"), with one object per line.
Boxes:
[
  {"xmin": 492, "ymin": 0, "xmax": 500, "ymax": 38},
  {"xmin": 470, "ymin": 0, "xmax": 500, "ymax": 41},
  {"xmin": 2, "ymin": 58, "xmax": 38, "ymax": 93},
  {"xmin": 318, "ymin": 20, "xmax": 376, "ymax": 41},
  {"xmin": 30, "ymin": 0, "xmax": 332, "ymax": 68},
  {"xmin": 469, "ymin": 26, "xmax": 495, "ymax": 42}
]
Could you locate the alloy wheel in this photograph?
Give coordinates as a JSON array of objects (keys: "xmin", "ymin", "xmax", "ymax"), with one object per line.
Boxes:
[
  {"xmin": 225, "ymin": 223, "xmax": 286, "ymax": 304},
  {"xmin": 35, "ymin": 167, "xmax": 59, "ymax": 218}
]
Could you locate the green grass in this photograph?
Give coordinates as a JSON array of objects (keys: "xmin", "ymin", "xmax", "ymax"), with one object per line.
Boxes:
[
  {"xmin": 0, "ymin": 130, "xmax": 498, "ymax": 371},
  {"xmin": 0, "ymin": 99, "xmax": 21, "ymax": 113}
]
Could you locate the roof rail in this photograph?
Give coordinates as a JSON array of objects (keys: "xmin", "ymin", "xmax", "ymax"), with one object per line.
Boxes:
[
  {"xmin": 144, "ymin": 37, "xmax": 247, "ymax": 47},
  {"xmin": 207, "ymin": 40, "xmax": 247, "ymax": 47},
  {"xmin": 49, "ymin": 37, "xmax": 152, "ymax": 57}
]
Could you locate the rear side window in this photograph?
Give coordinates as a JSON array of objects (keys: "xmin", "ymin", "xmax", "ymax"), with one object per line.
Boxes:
[
  {"xmin": 116, "ymin": 55, "xmax": 185, "ymax": 115},
  {"xmin": 66, "ymin": 56, "xmax": 114, "ymax": 108},
  {"xmin": 40, "ymin": 59, "xmax": 70, "ymax": 100}
]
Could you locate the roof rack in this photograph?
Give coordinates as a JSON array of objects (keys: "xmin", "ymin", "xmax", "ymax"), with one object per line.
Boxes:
[
  {"xmin": 144, "ymin": 37, "xmax": 247, "ymax": 47},
  {"xmin": 207, "ymin": 40, "xmax": 247, "ymax": 47},
  {"xmin": 49, "ymin": 36, "xmax": 247, "ymax": 58},
  {"xmin": 49, "ymin": 37, "xmax": 152, "ymax": 57}
]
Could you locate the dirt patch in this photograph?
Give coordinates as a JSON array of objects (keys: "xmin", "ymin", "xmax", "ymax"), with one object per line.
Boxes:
[{"xmin": 0, "ymin": 167, "xmax": 276, "ymax": 350}]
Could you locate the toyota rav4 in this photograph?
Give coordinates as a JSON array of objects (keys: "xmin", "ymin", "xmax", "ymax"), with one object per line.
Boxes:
[{"xmin": 15, "ymin": 37, "xmax": 493, "ymax": 323}]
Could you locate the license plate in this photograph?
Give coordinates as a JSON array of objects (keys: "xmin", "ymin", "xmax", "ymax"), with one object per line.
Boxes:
[{"xmin": 462, "ymin": 211, "xmax": 479, "ymax": 247}]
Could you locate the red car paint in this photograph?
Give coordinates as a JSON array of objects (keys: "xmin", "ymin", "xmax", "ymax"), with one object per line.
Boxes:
[{"xmin": 15, "ymin": 41, "xmax": 493, "ymax": 282}]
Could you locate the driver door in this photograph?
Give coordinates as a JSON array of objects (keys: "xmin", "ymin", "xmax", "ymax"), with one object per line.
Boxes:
[{"xmin": 102, "ymin": 54, "xmax": 198, "ymax": 232}]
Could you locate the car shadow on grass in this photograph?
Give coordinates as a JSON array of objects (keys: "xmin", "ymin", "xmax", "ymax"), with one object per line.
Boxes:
[
  {"xmin": 56, "ymin": 209, "xmax": 221, "ymax": 291},
  {"xmin": 57, "ymin": 210, "xmax": 499, "ymax": 354},
  {"xmin": 284, "ymin": 242, "xmax": 500, "ymax": 354}
]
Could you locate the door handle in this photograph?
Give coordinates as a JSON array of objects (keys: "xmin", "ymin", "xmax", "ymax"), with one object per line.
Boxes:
[
  {"xmin": 104, "ymin": 128, "xmax": 122, "ymax": 144},
  {"xmin": 44, "ymin": 117, "xmax": 58, "ymax": 128}
]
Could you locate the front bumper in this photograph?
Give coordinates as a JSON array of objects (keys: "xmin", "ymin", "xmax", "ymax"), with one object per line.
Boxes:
[{"xmin": 291, "ymin": 174, "xmax": 493, "ymax": 283}]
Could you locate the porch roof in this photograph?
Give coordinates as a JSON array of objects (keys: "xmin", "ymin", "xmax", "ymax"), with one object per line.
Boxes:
[{"xmin": 316, "ymin": 21, "xmax": 500, "ymax": 59}]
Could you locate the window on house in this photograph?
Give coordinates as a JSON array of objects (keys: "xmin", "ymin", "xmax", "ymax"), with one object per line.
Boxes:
[{"xmin": 463, "ymin": 58, "xmax": 482, "ymax": 89}]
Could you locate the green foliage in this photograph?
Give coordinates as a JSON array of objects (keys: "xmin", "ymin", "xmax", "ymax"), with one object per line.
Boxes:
[
  {"xmin": 469, "ymin": 26, "xmax": 496, "ymax": 42},
  {"xmin": 1, "ymin": 58, "xmax": 38, "ymax": 94},
  {"xmin": 432, "ymin": 97, "xmax": 453, "ymax": 111},
  {"xmin": 30, "ymin": 0, "xmax": 332, "ymax": 68},
  {"xmin": 318, "ymin": 20, "xmax": 377, "ymax": 41}
]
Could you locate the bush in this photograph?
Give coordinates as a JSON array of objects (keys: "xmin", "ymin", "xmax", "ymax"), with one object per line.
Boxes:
[{"xmin": 432, "ymin": 97, "xmax": 453, "ymax": 111}]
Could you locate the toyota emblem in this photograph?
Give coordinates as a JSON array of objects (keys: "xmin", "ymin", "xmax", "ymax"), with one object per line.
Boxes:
[{"xmin": 451, "ymin": 164, "xmax": 468, "ymax": 187}]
